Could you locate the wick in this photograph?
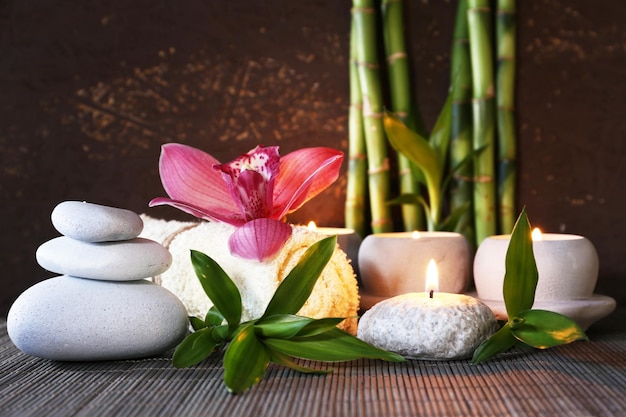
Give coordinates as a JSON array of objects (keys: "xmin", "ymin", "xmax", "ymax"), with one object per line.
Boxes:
[{"xmin": 429, "ymin": 290, "xmax": 434, "ymax": 299}]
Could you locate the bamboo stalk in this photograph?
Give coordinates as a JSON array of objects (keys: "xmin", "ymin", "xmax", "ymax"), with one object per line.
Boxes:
[
  {"xmin": 345, "ymin": 16, "xmax": 368, "ymax": 238},
  {"xmin": 381, "ymin": 0, "xmax": 425, "ymax": 232},
  {"xmin": 467, "ymin": 0, "xmax": 496, "ymax": 244},
  {"xmin": 449, "ymin": 0, "xmax": 474, "ymax": 241},
  {"xmin": 496, "ymin": 0, "xmax": 517, "ymax": 233},
  {"xmin": 352, "ymin": 0, "xmax": 393, "ymax": 233}
]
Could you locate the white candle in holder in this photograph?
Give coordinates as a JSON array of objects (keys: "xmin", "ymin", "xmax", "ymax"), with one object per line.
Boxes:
[
  {"xmin": 358, "ymin": 231, "xmax": 471, "ymax": 309},
  {"xmin": 474, "ymin": 228, "xmax": 599, "ymax": 302}
]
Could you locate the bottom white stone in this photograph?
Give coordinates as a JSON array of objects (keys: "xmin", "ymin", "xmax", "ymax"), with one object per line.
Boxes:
[{"xmin": 7, "ymin": 276, "xmax": 189, "ymax": 361}]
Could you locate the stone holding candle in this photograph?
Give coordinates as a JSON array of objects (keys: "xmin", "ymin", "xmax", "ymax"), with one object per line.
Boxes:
[{"xmin": 358, "ymin": 260, "xmax": 497, "ymax": 360}]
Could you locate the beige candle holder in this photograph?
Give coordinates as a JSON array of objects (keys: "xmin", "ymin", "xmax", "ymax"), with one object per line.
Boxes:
[
  {"xmin": 473, "ymin": 233, "xmax": 616, "ymax": 330},
  {"xmin": 358, "ymin": 232, "xmax": 471, "ymax": 310}
]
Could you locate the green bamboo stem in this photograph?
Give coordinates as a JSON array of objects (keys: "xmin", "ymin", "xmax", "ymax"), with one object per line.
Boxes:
[
  {"xmin": 352, "ymin": 0, "xmax": 393, "ymax": 233},
  {"xmin": 449, "ymin": 0, "xmax": 474, "ymax": 241},
  {"xmin": 345, "ymin": 16, "xmax": 368, "ymax": 238},
  {"xmin": 467, "ymin": 0, "xmax": 497, "ymax": 244},
  {"xmin": 381, "ymin": 0, "xmax": 425, "ymax": 232},
  {"xmin": 496, "ymin": 0, "xmax": 517, "ymax": 233}
]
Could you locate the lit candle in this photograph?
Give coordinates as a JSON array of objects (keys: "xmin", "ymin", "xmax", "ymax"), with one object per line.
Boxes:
[
  {"xmin": 357, "ymin": 259, "xmax": 498, "ymax": 360},
  {"xmin": 474, "ymin": 228, "xmax": 599, "ymax": 302},
  {"xmin": 473, "ymin": 228, "xmax": 616, "ymax": 329},
  {"xmin": 305, "ymin": 221, "xmax": 361, "ymax": 274},
  {"xmin": 358, "ymin": 231, "xmax": 470, "ymax": 309}
]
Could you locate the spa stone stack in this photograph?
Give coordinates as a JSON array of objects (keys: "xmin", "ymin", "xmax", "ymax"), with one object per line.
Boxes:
[{"xmin": 7, "ymin": 201, "xmax": 189, "ymax": 361}]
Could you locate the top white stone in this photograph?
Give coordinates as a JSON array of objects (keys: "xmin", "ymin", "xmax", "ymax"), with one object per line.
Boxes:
[
  {"xmin": 51, "ymin": 201, "xmax": 143, "ymax": 242},
  {"xmin": 357, "ymin": 293, "xmax": 497, "ymax": 360}
]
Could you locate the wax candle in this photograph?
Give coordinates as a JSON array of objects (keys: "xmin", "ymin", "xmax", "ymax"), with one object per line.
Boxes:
[
  {"xmin": 358, "ymin": 260, "xmax": 497, "ymax": 360},
  {"xmin": 473, "ymin": 228, "xmax": 616, "ymax": 329},
  {"xmin": 474, "ymin": 228, "xmax": 599, "ymax": 301},
  {"xmin": 358, "ymin": 231, "xmax": 470, "ymax": 309}
]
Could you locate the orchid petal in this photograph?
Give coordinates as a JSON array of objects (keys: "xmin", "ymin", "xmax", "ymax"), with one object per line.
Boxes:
[
  {"xmin": 155, "ymin": 143, "xmax": 242, "ymax": 221},
  {"xmin": 228, "ymin": 219, "xmax": 292, "ymax": 261},
  {"xmin": 148, "ymin": 197, "xmax": 246, "ymax": 226},
  {"xmin": 273, "ymin": 147, "xmax": 343, "ymax": 218}
]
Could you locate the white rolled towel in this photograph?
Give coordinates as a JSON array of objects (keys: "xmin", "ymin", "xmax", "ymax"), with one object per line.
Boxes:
[{"xmin": 140, "ymin": 216, "xmax": 359, "ymax": 334}]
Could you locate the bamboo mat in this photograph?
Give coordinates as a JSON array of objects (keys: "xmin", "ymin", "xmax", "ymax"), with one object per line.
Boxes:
[{"xmin": 1, "ymin": 318, "xmax": 625, "ymax": 417}]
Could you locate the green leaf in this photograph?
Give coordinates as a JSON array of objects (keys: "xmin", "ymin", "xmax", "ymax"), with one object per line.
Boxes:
[
  {"xmin": 254, "ymin": 315, "xmax": 316, "ymax": 339},
  {"xmin": 264, "ymin": 327, "xmax": 405, "ymax": 362},
  {"xmin": 172, "ymin": 327, "xmax": 220, "ymax": 368},
  {"xmin": 190, "ymin": 250, "xmax": 242, "ymax": 327},
  {"xmin": 268, "ymin": 349, "xmax": 333, "ymax": 375},
  {"xmin": 428, "ymin": 91, "xmax": 453, "ymax": 169},
  {"xmin": 189, "ymin": 316, "xmax": 205, "ymax": 331},
  {"xmin": 511, "ymin": 310, "xmax": 588, "ymax": 349},
  {"xmin": 440, "ymin": 144, "xmax": 488, "ymax": 193},
  {"xmin": 387, "ymin": 194, "xmax": 432, "ymax": 222},
  {"xmin": 503, "ymin": 208, "xmax": 538, "ymax": 318},
  {"xmin": 296, "ymin": 317, "xmax": 347, "ymax": 337},
  {"xmin": 384, "ymin": 111, "xmax": 442, "ymax": 225},
  {"xmin": 437, "ymin": 201, "xmax": 470, "ymax": 232},
  {"xmin": 224, "ymin": 323, "xmax": 270, "ymax": 394},
  {"xmin": 205, "ymin": 306, "xmax": 225, "ymax": 326},
  {"xmin": 262, "ymin": 236, "xmax": 336, "ymax": 318},
  {"xmin": 472, "ymin": 323, "xmax": 516, "ymax": 364}
]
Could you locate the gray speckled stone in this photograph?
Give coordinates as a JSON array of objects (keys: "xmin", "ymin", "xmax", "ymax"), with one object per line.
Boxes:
[
  {"xmin": 357, "ymin": 293, "xmax": 498, "ymax": 360},
  {"xmin": 36, "ymin": 236, "xmax": 172, "ymax": 281},
  {"xmin": 51, "ymin": 201, "xmax": 143, "ymax": 242},
  {"xmin": 7, "ymin": 276, "xmax": 189, "ymax": 361}
]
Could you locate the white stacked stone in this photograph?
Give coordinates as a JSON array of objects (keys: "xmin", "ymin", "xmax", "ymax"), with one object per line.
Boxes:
[{"xmin": 7, "ymin": 201, "xmax": 189, "ymax": 361}]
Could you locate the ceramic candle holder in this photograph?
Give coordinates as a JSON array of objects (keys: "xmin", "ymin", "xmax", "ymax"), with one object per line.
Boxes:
[
  {"xmin": 474, "ymin": 233, "xmax": 599, "ymax": 301},
  {"xmin": 358, "ymin": 232, "xmax": 471, "ymax": 308},
  {"xmin": 473, "ymin": 233, "xmax": 616, "ymax": 330}
]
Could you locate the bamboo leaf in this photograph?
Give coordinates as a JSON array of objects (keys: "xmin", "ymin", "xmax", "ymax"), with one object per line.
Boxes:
[
  {"xmin": 437, "ymin": 202, "xmax": 470, "ymax": 232},
  {"xmin": 429, "ymin": 92, "xmax": 454, "ymax": 169},
  {"xmin": 296, "ymin": 317, "xmax": 347, "ymax": 337},
  {"xmin": 472, "ymin": 323, "xmax": 516, "ymax": 364},
  {"xmin": 189, "ymin": 316, "xmax": 205, "ymax": 331},
  {"xmin": 205, "ymin": 306, "xmax": 225, "ymax": 326},
  {"xmin": 172, "ymin": 327, "xmax": 220, "ymax": 368},
  {"xmin": 264, "ymin": 327, "xmax": 405, "ymax": 362},
  {"xmin": 268, "ymin": 349, "xmax": 333, "ymax": 375},
  {"xmin": 224, "ymin": 323, "xmax": 270, "ymax": 394},
  {"xmin": 191, "ymin": 250, "xmax": 242, "ymax": 327},
  {"xmin": 384, "ymin": 110, "xmax": 442, "ymax": 226},
  {"xmin": 441, "ymin": 144, "xmax": 488, "ymax": 193},
  {"xmin": 503, "ymin": 208, "xmax": 538, "ymax": 318},
  {"xmin": 511, "ymin": 310, "xmax": 588, "ymax": 349},
  {"xmin": 262, "ymin": 236, "xmax": 336, "ymax": 318},
  {"xmin": 254, "ymin": 315, "xmax": 316, "ymax": 339}
]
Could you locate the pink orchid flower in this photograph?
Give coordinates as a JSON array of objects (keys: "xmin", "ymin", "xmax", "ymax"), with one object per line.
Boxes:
[{"xmin": 150, "ymin": 143, "xmax": 343, "ymax": 261}]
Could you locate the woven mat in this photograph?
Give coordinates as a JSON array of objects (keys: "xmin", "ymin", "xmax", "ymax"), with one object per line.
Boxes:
[{"xmin": 1, "ymin": 319, "xmax": 625, "ymax": 417}]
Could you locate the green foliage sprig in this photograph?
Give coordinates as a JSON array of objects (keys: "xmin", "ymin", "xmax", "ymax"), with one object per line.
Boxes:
[
  {"xmin": 172, "ymin": 235, "xmax": 404, "ymax": 394},
  {"xmin": 383, "ymin": 100, "xmax": 485, "ymax": 232},
  {"xmin": 471, "ymin": 208, "xmax": 588, "ymax": 363}
]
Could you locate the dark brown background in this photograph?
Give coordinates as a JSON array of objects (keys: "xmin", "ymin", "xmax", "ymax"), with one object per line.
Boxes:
[{"xmin": 1, "ymin": 0, "xmax": 625, "ymax": 317}]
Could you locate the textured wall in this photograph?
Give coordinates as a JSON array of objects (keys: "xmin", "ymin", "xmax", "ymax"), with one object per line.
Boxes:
[{"xmin": 1, "ymin": 0, "xmax": 625, "ymax": 316}]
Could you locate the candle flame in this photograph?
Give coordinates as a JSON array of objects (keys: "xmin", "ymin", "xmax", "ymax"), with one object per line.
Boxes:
[
  {"xmin": 412, "ymin": 231, "xmax": 421, "ymax": 239},
  {"xmin": 532, "ymin": 227, "xmax": 543, "ymax": 241},
  {"xmin": 307, "ymin": 221, "xmax": 317, "ymax": 231},
  {"xmin": 425, "ymin": 259, "xmax": 439, "ymax": 295}
]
